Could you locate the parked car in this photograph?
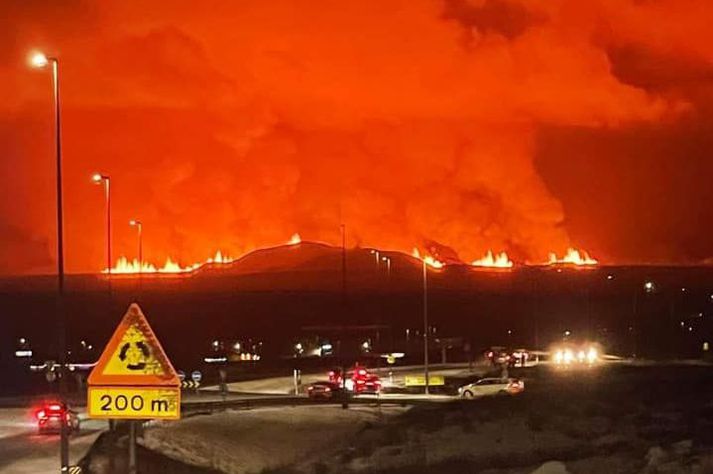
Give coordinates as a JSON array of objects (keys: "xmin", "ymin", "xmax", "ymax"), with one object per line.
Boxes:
[
  {"xmin": 457, "ymin": 378, "xmax": 524, "ymax": 399},
  {"xmin": 35, "ymin": 402, "xmax": 81, "ymax": 435}
]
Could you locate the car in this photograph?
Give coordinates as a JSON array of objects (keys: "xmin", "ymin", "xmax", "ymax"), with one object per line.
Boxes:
[
  {"xmin": 307, "ymin": 381, "xmax": 342, "ymax": 400},
  {"xmin": 485, "ymin": 347, "xmax": 514, "ymax": 367},
  {"xmin": 511, "ymin": 349, "xmax": 530, "ymax": 367},
  {"xmin": 329, "ymin": 365, "xmax": 381, "ymax": 394},
  {"xmin": 354, "ymin": 374, "xmax": 382, "ymax": 394},
  {"xmin": 36, "ymin": 402, "xmax": 80, "ymax": 435},
  {"xmin": 457, "ymin": 377, "xmax": 524, "ymax": 399}
]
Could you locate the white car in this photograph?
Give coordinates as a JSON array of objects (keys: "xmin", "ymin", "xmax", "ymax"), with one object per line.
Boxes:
[{"xmin": 458, "ymin": 377, "xmax": 524, "ymax": 398}]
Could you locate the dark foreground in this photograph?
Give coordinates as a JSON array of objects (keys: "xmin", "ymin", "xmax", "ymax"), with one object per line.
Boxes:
[{"xmin": 77, "ymin": 362, "xmax": 713, "ymax": 473}]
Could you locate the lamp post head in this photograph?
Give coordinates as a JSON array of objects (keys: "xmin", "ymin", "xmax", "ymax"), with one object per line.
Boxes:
[
  {"xmin": 129, "ymin": 219, "xmax": 141, "ymax": 227},
  {"xmin": 29, "ymin": 52, "xmax": 49, "ymax": 68},
  {"xmin": 92, "ymin": 173, "xmax": 108, "ymax": 184}
]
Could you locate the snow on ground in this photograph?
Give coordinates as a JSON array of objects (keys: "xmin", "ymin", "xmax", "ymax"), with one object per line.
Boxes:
[
  {"xmin": 141, "ymin": 405, "xmax": 407, "ymax": 473},
  {"xmin": 0, "ymin": 408, "xmax": 36, "ymax": 440}
]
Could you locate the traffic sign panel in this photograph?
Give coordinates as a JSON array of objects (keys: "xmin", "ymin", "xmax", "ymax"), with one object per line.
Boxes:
[
  {"xmin": 88, "ymin": 303, "xmax": 181, "ymax": 421},
  {"xmin": 88, "ymin": 386, "xmax": 180, "ymax": 420},
  {"xmin": 88, "ymin": 304, "xmax": 179, "ymax": 387},
  {"xmin": 191, "ymin": 370, "xmax": 202, "ymax": 383}
]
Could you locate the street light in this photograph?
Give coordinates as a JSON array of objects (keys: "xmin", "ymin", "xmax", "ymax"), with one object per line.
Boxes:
[
  {"xmin": 30, "ymin": 49, "xmax": 70, "ymax": 473},
  {"xmin": 92, "ymin": 173, "xmax": 111, "ymax": 273},
  {"xmin": 382, "ymin": 256, "xmax": 391, "ymax": 277},
  {"xmin": 129, "ymin": 219, "xmax": 143, "ymax": 271},
  {"xmin": 370, "ymin": 249, "xmax": 380, "ymax": 266}
]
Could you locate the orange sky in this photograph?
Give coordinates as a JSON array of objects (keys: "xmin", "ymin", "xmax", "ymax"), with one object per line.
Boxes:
[{"xmin": 1, "ymin": 0, "xmax": 713, "ymax": 274}]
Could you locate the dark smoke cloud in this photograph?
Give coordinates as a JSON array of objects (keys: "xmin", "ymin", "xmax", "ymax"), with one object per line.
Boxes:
[{"xmin": 0, "ymin": 0, "xmax": 712, "ymax": 273}]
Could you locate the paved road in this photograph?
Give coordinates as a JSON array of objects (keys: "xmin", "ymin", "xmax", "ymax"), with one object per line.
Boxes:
[{"xmin": 0, "ymin": 407, "xmax": 105, "ymax": 473}]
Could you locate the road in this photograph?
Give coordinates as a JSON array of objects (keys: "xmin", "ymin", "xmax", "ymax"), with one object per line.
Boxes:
[
  {"xmin": 201, "ymin": 362, "xmax": 493, "ymax": 395},
  {"xmin": 0, "ymin": 407, "xmax": 105, "ymax": 473}
]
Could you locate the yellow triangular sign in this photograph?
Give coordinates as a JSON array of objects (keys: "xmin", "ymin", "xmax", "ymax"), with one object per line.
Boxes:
[{"xmin": 88, "ymin": 303, "xmax": 179, "ymax": 387}]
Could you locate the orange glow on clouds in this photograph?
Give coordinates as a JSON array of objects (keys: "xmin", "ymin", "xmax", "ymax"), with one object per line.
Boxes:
[{"xmin": 2, "ymin": 1, "xmax": 713, "ymax": 274}]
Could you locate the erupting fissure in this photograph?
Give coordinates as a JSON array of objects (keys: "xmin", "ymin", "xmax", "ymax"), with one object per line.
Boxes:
[
  {"xmin": 103, "ymin": 235, "xmax": 597, "ymax": 275},
  {"xmin": 547, "ymin": 248, "xmax": 598, "ymax": 266},
  {"xmin": 471, "ymin": 251, "xmax": 514, "ymax": 268},
  {"xmin": 103, "ymin": 234, "xmax": 302, "ymax": 275},
  {"xmin": 412, "ymin": 248, "xmax": 445, "ymax": 269}
]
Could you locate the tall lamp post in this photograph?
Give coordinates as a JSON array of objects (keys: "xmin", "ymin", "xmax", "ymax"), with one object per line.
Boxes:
[
  {"xmin": 30, "ymin": 50, "xmax": 70, "ymax": 473},
  {"xmin": 423, "ymin": 259, "xmax": 430, "ymax": 395},
  {"xmin": 92, "ymin": 173, "xmax": 111, "ymax": 273},
  {"xmin": 129, "ymin": 219, "xmax": 143, "ymax": 271},
  {"xmin": 381, "ymin": 256, "xmax": 391, "ymax": 278}
]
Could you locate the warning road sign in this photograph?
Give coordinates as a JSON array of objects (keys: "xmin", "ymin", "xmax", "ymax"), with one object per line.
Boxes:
[
  {"xmin": 88, "ymin": 304, "xmax": 179, "ymax": 387},
  {"xmin": 88, "ymin": 304, "xmax": 180, "ymax": 420},
  {"xmin": 88, "ymin": 386, "xmax": 180, "ymax": 420}
]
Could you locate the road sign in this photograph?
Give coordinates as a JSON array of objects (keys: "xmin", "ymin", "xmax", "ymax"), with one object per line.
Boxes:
[
  {"xmin": 181, "ymin": 380, "xmax": 200, "ymax": 389},
  {"xmin": 191, "ymin": 370, "xmax": 202, "ymax": 383},
  {"xmin": 404, "ymin": 375, "xmax": 445, "ymax": 387},
  {"xmin": 87, "ymin": 304, "xmax": 180, "ymax": 420},
  {"xmin": 88, "ymin": 304, "xmax": 179, "ymax": 387},
  {"xmin": 88, "ymin": 386, "xmax": 180, "ymax": 420},
  {"xmin": 177, "ymin": 370, "xmax": 186, "ymax": 382},
  {"xmin": 68, "ymin": 466, "xmax": 82, "ymax": 474}
]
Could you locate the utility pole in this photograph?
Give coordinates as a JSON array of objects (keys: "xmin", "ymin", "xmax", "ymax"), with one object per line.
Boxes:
[{"xmin": 340, "ymin": 224, "xmax": 349, "ymax": 409}]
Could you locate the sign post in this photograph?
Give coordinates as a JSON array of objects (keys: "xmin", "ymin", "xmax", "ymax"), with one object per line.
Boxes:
[{"xmin": 88, "ymin": 304, "xmax": 181, "ymax": 472}]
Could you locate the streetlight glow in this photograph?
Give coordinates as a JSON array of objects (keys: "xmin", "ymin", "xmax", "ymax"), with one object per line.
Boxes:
[
  {"xmin": 92, "ymin": 173, "xmax": 104, "ymax": 184},
  {"xmin": 30, "ymin": 51, "xmax": 49, "ymax": 68}
]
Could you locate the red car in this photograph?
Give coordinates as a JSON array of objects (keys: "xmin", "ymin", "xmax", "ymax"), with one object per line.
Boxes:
[
  {"xmin": 329, "ymin": 366, "xmax": 382, "ymax": 394},
  {"xmin": 35, "ymin": 402, "xmax": 80, "ymax": 435},
  {"xmin": 354, "ymin": 374, "xmax": 382, "ymax": 394}
]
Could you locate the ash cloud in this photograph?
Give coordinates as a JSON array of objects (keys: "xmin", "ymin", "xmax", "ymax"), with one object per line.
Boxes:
[{"xmin": 1, "ymin": 0, "xmax": 711, "ymax": 273}]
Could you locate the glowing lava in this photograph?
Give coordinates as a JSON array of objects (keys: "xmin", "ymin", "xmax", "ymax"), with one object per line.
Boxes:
[
  {"xmin": 103, "ymin": 235, "xmax": 597, "ymax": 276},
  {"xmin": 548, "ymin": 248, "xmax": 598, "ymax": 266},
  {"xmin": 104, "ymin": 234, "xmax": 306, "ymax": 275},
  {"xmin": 471, "ymin": 250, "xmax": 514, "ymax": 268},
  {"xmin": 412, "ymin": 248, "xmax": 445, "ymax": 269},
  {"xmin": 104, "ymin": 256, "xmax": 203, "ymax": 274}
]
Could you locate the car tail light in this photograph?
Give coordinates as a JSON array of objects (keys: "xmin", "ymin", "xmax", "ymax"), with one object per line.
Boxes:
[
  {"xmin": 487, "ymin": 351, "xmax": 493, "ymax": 358},
  {"xmin": 36, "ymin": 410, "xmax": 46, "ymax": 420},
  {"xmin": 49, "ymin": 404, "xmax": 62, "ymax": 411},
  {"xmin": 324, "ymin": 387, "xmax": 331, "ymax": 392}
]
